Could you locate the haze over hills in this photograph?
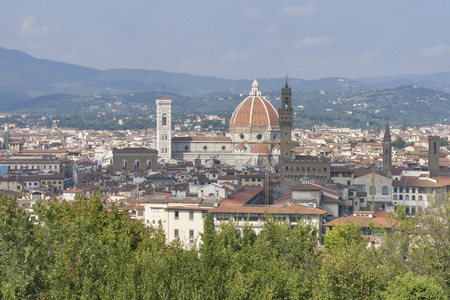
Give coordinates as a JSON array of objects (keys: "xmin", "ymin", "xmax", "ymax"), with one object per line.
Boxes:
[
  {"xmin": 0, "ymin": 46, "xmax": 450, "ymax": 128},
  {"xmin": 3, "ymin": 46, "xmax": 450, "ymax": 99}
]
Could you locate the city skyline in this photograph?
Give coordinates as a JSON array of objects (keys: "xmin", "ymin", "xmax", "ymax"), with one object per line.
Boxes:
[{"xmin": 2, "ymin": 1, "xmax": 450, "ymax": 80}]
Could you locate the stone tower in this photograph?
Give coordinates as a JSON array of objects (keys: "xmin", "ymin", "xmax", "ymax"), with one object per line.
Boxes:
[
  {"xmin": 279, "ymin": 76, "xmax": 293, "ymax": 162},
  {"xmin": 382, "ymin": 122, "xmax": 392, "ymax": 175},
  {"xmin": 428, "ymin": 135, "xmax": 440, "ymax": 176},
  {"xmin": 156, "ymin": 96, "xmax": 172, "ymax": 162}
]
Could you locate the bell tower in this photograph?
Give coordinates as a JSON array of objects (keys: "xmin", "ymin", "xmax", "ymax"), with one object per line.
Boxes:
[
  {"xmin": 279, "ymin": 76, "xmax": 293, "ymax": 162},
  {"xmin": 156, "ymin": 96, "xmax": 172, "ymax": 162},
  {"xmin": 428, "ymin": 135, "xmax": 440, "ymax": 176},
  {"xmin": 382, "ymin": 122, "xmax": 392, "ymax": 176}
]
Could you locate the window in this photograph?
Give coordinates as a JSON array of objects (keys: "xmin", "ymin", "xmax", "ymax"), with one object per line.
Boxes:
[
  {"xmin": 122, "ymin": 160, "xmax": 128, "ymax": 170},
  {"xmin": 174, "ymin": 211, "xmax": 179, "ymax": 220},
  {"xmin": 162, "ymin": 114, "xmax": 167, "ymax": 126},
  {"xmin": 382, "ymin": 186, "xmax": 388, "ymax": 195},
  {"xmin": 147, "ymin": 160, "xmax": 152, "ymax": 170},
  {"xmin": 134, "ymin": 160, "xmax": 140, "ymax": 170},
  {"xmin": 52, "ymin": 181, "xmax": 56, "ymax": 184},
  {"xmin": 248, "ymin": 214, "xmax": 258, "ymax": 221},
  {"xmin": 222, "ymin": 146, "xmax": 225, "ymax": 150},
  {"xmin": 151, "ymin": 207, "xmax": 162, "ymax": 213},
  {"xmin": 58, "ymin": 181, "xmax": 62, "ymax": 184},
  {"xmin": 174, "ymin": 229, "xmax": 179, "ymax": 238},
  {"xmin": 256, "ymin": 134, "xmax": 262, "ymax": 140},
  {"xmin": 203, "ymin": 146, "xmax": 207, "ymax": 150},
  {"xmin": 189, "ymin": 230, "xmax": 194, "ymax": 243},
  {"xmin": 138, "ymin": 210, "xmax": 144, "ymax": 216},
  {"xmin": 394, "ymin": 187, "xmax": 398, "ymax": 193},
  {"xmin": 412, "ymin": 195, "xmax": 416, "ymax": 201},
  {"xmin": 189, "ymin": 211, "xmax": 194, "ymax": 220},
  {"xmin": 185, "ymin": 145, "xmax": 189, "ymax": 150},
  {"xmin": 393, "ymin": 194, "xmax": 398, "ymax": 200}
]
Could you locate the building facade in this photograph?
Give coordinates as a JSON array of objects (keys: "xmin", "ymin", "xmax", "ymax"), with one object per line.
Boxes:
[
  {"xmin": 112, "ymin": 148, "xmax": 158, "ymax": 175},
  {"xmin": 156, "ymin": 96, "xmax": 172, "ymax": 162}
]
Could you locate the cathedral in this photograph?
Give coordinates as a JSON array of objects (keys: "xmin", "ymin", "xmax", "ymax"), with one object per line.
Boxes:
[{"xmin": 156, "ymin": 76, "xmax": 281, "ymax": 166}]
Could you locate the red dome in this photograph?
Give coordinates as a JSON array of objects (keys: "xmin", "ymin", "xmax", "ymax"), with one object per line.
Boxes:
[{"xmin": 230, "ymin": 96, "xmax": 279, "ymax": 128}]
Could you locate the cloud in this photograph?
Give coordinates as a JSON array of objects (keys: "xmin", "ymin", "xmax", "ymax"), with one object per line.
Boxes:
[
  {"xmin": 419, "ymin": 44, "xmax": 450, "ymax": 57},
  {"xmin": 280, "ymin": 5, "xmax": 315, "ymax": 17},
  {"xmin": 260, "ymin": 24, "xmax": 281, "ymax": 35},
  {"xmin": 294, "ymin": 36, "xmax": 331, "ymax": 48},
  {"xmin": 240, "ymin": 5, "xmax": 264, "ymax": 19},
  {"xmin": 20, "ymin": 16, "xmax": 58, "ymax": 36}
]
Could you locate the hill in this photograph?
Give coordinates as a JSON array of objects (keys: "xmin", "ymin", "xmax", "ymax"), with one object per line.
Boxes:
[{"xmin": 1, "ymin": 47, "xmax": 450, "ymax": 129}]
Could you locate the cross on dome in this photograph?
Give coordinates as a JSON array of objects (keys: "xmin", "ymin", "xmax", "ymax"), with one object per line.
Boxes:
[{"xmin": 249, "ymin": 74, "xmax": 261, "ymax": 96}]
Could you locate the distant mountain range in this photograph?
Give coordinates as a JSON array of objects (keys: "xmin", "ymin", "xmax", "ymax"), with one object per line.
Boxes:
[
  {"xmin": 3, "ymin": 46, "xmax": 450, "ymax": 100},
  {"xmin": 0, "ymin": 46, "xmax": 450, "ymax": 128}
]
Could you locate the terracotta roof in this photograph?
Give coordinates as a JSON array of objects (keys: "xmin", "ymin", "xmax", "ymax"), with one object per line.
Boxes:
[
  {"xmin": 324, "ymin": 214, "xmax": 397, "ymax": 228},
  {"xmin": 393, "ymin": 176, "xmax": 444, "ymax": 188},
  {"xmin": 230, "ymin": 96, "xmax": 279, "ymax": 128},
  {"xmin": 291, "ymin": 183, "xmax": 323, "ymax": 191},
  {"xmin": 210, "ymin": 204, "xmax": 327, "ymax": 215},
  {"xmin": 251, "ymin": 143, "xmax": 270, "ymax": 154}
]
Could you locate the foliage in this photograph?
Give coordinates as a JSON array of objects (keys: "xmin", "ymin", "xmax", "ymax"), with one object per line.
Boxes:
[
  {"xmin": 323, "ymin": 222, "xmax": 362, "ymax": 252},
  {"xmin": 3, "ymin": 191, "xmax": 450, "ymax": 298},
  {"xmin": 382, "ymin": 273, "xmax": 447, "ymax": 300},
  {"xmin": 392, "ymin": 137, "xmax": 410, "ymax": 149},
  {"xmin": 49, "ymin": 142, "xmax": 62, "ymax": 148}
]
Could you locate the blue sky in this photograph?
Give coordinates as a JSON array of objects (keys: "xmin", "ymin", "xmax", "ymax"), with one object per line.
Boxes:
[{"xmin": 2, "ymin": 0, "xmax": 450, "ymax": 79}]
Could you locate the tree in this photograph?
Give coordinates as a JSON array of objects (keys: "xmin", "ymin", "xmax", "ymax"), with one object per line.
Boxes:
[
  {"xmin": 382, "ymin": 273, "xmax": 446, "ymax": 300},
  {"xmin": 49, "ymin": 142, "xmax": 62, "ymax": 148},
  {"xmin": 323, "ymin": 222, "xmax": 362, "ymax": 252},
  {"xmin": 392, "ymin": 137, "xmax": 408, "ymax": 149},
  {"xmin": 0, "ymin": 194, "xmax": 45, "ymax": 299}
]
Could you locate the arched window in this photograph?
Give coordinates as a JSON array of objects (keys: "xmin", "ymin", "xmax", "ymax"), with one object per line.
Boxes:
[
  {"xmin": 412, "ymin": 195, "xmax": 416, "ymax": 201},
  {"xmin": 134, "ymin": 160, "xmax": 140, "ymax": 170},
  {"xmin": 162, "ymin": 114, "xmax": 167, "ymax": 126},
  {"xmin": 418, "ymin": 195, "xmax": 423, "ymax": 201},
  {"xmin": 406, "ymin": 195, "xmax": 410, "ymax": 200},
  {"xmin": 393, "ymin": 194, "xmax": 398, "ymax": 200},
  {"xmin": 382, "ymin": 186, "xmax": 388, "ymax": 195},
  {"xmin": 122, "ymin": 160, "xmax": 128, "ymax": 170},
  {"xmin": 399, "ymin": 194, "xmax": 403, "ymax": 200},
  {"xmin": 147, "ymin": 160, "xmax": 152, "ymax": 170},
  {"xmin": 394, "ymin": 187, "xmax": 398, "ymax": 193}
]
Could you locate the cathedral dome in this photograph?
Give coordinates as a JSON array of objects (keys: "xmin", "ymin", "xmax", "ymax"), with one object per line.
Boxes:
[
  {"xmin": 251, "ymin": 143, "xmax": 270, "ymax": 154},
  {"xmin": 230, "ymin": 76, "xmax": 279, "ymax": 129}
]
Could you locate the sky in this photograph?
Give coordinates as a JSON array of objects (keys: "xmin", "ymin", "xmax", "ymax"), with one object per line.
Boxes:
[{"xmin": 2, "ymin": 0, "xmax": 450, "ymax": 80}]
